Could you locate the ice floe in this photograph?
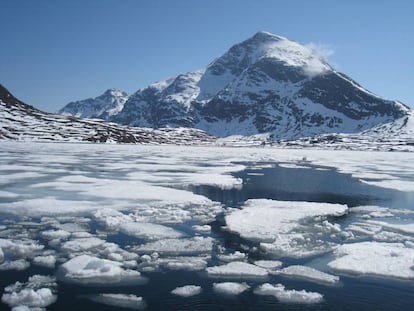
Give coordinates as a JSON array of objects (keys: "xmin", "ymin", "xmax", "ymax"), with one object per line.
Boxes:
[
  {"xmin": 171, "ymin": 285, "xmax": 202, "ymax": 297},
  {"xmin": 206, "ymin": 261, "xmax": 268, "ymax": 278},
  {"xmin": 216, "ymin": 251, "xmax": 246, "ymax": 262},
  {"xmin": 60, "ymin": 237, "xmax": 106, "ymax": 253},
  {"xmin": 0, "ymin": 259, "xmax": 30, "ymax": 271},
  {"xmin": 119, "ymin": 222, "xmax": 184, "ymax": 241},
  {"xmin": 278, "ymin": 265, "xmax": 339, "ymax": 285},
  {"xmin": 58, "ymin": 254, "xmax": 145, "ymax": 285},
  {"xmin": 213, "ymin": 282, "xmax": 250, "ymax": 296},
  {"xmin": 32, "ymin": 255, "xmax": 56, "ymax": 269},
  {"xmin": 86, "ymin": 293, "xmax": 146, "ymax": 310},
  {"xmin": 1, "ymin": 275, "xmax": 57, "ymax": 309},
  {"xmin": 328, "ymin": 242, "xmax": 414, "ymax": 280},
  {"xmin": 133, "ymin": 237, "xmax": 214, "ymax": 255},
  {"xmin": 253, "ymin": 260, "xmax": 283, "ymax": 271},
  {"xmin": 225, "ymin": 199, "xmax": 347, "ymax": 258},
  {"xmin": 226, "ymin": 199, "xmax": 348, "ymax": 242},
  {"xmin": 254, "ymin": 283, "xmax": 323, "ymax": 304}
]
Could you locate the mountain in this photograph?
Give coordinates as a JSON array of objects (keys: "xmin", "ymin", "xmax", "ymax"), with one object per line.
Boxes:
[
  {"xmin": 89, "ymin": 31, "xmax": 410, "ymax": 140},
  {"xmin": 0, "ymin": 84, "xmax": 214, "ymax": 144},
  {"xmin": 59, "ymin": 88, "xmax": 128, "ymax": 120}
]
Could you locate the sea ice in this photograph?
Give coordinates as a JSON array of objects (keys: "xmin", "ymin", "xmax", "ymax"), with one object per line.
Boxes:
[
  {"xmin": 192, "ymin": 224, "xmax": 211, "ymax": 233},
  {"xmin": 119, "ymin": 222, "xmax": 184, "ymax": 241},
  {"xmin": 86, "ymin": 293, "xmax": 146, "ymax": 310},
  {"xmin": 0, "ymin": 238, "xmax": 44, "ymax": 259},
  {"xmin": 328, "ymin": 241, "xmax": 414, "ymax": 280},
  {"xmin": 171, "ymin": 285, "xmax": 202, "ymax": 297},
  {"xmin": 60, "ymin": 237, "xmax": 106, "ymax": 253},
  {"xmin": 278, "ymin": 265, "xmax": 339, "ymax": 285},
  {"xmin": 0, "ymin": 259, "xmax": 30, "ymax": 271},
  {"xmin": 133, "ymin": 237, "xmax": 214, "ymax": 255},
  {"xmin": 225, "ymin": 199, "xmax": 348, "ymax": 242},
  {"xmin": 217, "ymin": 251, "xmax": 246, "ymax": 262},
  {"xmin": 152, "ymin": 256, "xmax": 208, "ymax": 271},
  {"xmin": 206, "ymin": 262, "xmax": 268, "ymax": 278},
  {"xmin": 254, "ymin": 283, "xmax": 323, "ymax": 304},
  {"xmin": 2, "ymin": 288, "xmax": 56, "ymax": 309},
  {"xmin": 213, "ymin": 282, "xmax": 250, "ymax": 295},
  {"xmin": 40, "ymin": 229, "xmax": 71, "ymax": 241},
  {"xmin": 1, "ymin": 275, "xmax": 57, "ymax": 309},
  {"xmin": 253, "ymin": 260, "xmax": 283, "ymax": 270},
  {"xmin": 32, "ymin": 255, "xmax": 56, "ymax": 269},
  {"xmin": 58, "ymin": 254, "xmax": 144, "ymax": 285}
]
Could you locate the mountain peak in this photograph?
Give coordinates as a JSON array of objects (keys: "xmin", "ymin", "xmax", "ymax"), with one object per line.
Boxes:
[{"xmin": 250, "ymin": 31, "xmax": 286, "ymax": 42}]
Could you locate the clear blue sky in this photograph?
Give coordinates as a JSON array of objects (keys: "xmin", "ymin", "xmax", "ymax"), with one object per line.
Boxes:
[{"xmin": 1, "ymin": 0, "xmax": 413, "ymax": 112}]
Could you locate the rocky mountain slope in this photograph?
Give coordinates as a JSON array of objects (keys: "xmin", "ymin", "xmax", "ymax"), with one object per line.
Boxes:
[
  {"xmin": 0, "ymin": 84, "xmax": 214, "ymax": 144},
  {"xmin": 58, "ymin": 88, "xmax": 128, "ymax": 120},
  {"xmin": 61, "ymin": 31, "xmax": 411, "ymax": 140}
]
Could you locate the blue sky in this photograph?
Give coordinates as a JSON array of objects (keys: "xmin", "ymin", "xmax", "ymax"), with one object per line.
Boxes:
[{"xmin": 1, "ymin": 0, "xmax": 413, "ymax": 112}]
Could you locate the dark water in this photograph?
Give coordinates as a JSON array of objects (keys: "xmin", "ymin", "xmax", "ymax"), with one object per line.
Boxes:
[{"xmin": 1, "ymin": 162, "xmax": 414, "ymax": 310}]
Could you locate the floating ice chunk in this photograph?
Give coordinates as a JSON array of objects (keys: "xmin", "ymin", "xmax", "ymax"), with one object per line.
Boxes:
[
  {"xmin": 217, "ymin": 251, "xmax": 246, "ymax": 262},
  {"xmin": 206, "ymin": 262, "xmax": 268, "ymax": 278},
  {"xmin": 2, "ymin": 275, "xmax": 57, "ymax": 309},
  {"xmin": 71, "ymin": 231, "xmax": 94, "ymax": 238},
  {"xmin": 133, "ymin": 237, "xmax": 214, "ymax": 255},
  {"xmin": 254, "ymin": 283, "xmax": 323, "ymax": 304},
  {"xmin": 119, "ymin": 222, "xmax": 184, "ymax": 241},
  {"xmin": 213, "ymin": 282, "xmax": 250, "ymax": 295},
  {"xmin": 40, "ymin": 229, "xmax": 71, "ymax": 241},
  {"xmin": 192, "ymin": 225, "xmax": 211, "ymax": 233},
  {"xmin": 0, "ymin": 259, "xmax": 30, "ymax": 271},
  {"xmin": 0, "ymin": 247, "xmax": 4, "ymax": 263},
  {"xmin": 93, "ymin": 208, "xmax": 133, "ymax": 230},
  {"xmin": 60, "ymin": 237, "xmax": 105, "ymax": 253},
  {"xmin": 278, "ymin": 265, "xmax": 339, "ymax": 285},
  {"xmin": 253, "ymin": 260, "xmax": 283, "ymax": 270},
  {"xmin": 154, "ymin": 256, "xmax": 208, "ymax": 271},
  {"xmin": 171, "ymin": 285, "xmax": 202, "ymax": 297},
  {"xmin": 58, "ymin": 254, "xmax": 144, "ymax": 285},
  {"xmin": 225, "ymin": 199, "xmax": 346, "ymax": 259},
  {"xmin": 328, "ymin": 242, "xmax": 414, "ymax": 280},
  {"xmin": 2, "ymin": 288, "xmax": 56, "ymax": 308},
  {"xmin": 33, "ymin": 256, "xmax": 56, "ymax": 269},
  {"xmin": 86, "ymin": 293, "xmax": 146, "ymax": 310},
  {"xmin": 54, "ymin": 221, "xmax": 90, "ymax": 233},
  {"xmin": 0, "ymin": 238, "xmax": 44, "ymax": 259},
  {"xmin": 260, "ymin": 233, "xmax": 336, "ymax": 259},
  {"xmin": 225, "ymin": 199, "xmax": 348, "ymax": 242}
]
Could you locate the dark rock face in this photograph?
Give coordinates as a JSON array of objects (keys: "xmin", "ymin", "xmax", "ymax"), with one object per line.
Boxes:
[{"xmin": 102, "ymin": 31, "xmax": 410, "ymax": 139}]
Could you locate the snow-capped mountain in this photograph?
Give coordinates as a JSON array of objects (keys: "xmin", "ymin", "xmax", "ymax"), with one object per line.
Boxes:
[
  {"xmin": 106, "ymin": 31, "xmax": 410, "ymax": 140},
  {"xmin": 0, "ymin": 84, "xmax": 214, "ymax": 144},
  {"xmin": 59, "ymin": 88, "xmax": 128, "ymax": 120}
]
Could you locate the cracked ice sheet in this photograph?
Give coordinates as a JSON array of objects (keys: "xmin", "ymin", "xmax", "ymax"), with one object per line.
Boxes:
[
  {"xmin": 225, "ymin": 199, "xmax": 347, "ymax": 258},
  {"xmin": 328, "ymin": 241, "xmax": 414, "ymax": 280}
]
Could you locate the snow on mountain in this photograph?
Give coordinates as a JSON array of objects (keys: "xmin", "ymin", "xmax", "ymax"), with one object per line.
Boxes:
[
  {"xmin": 0, "ymin": 84, "xmax": 214, "ymax": 144},
  {"xmin": 59, "ymin": 88, "xmax": 129, "ymax": 120},
  {"xmin": 107, "ymin": 31, "xmax": 410, "ymax": 140}
]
